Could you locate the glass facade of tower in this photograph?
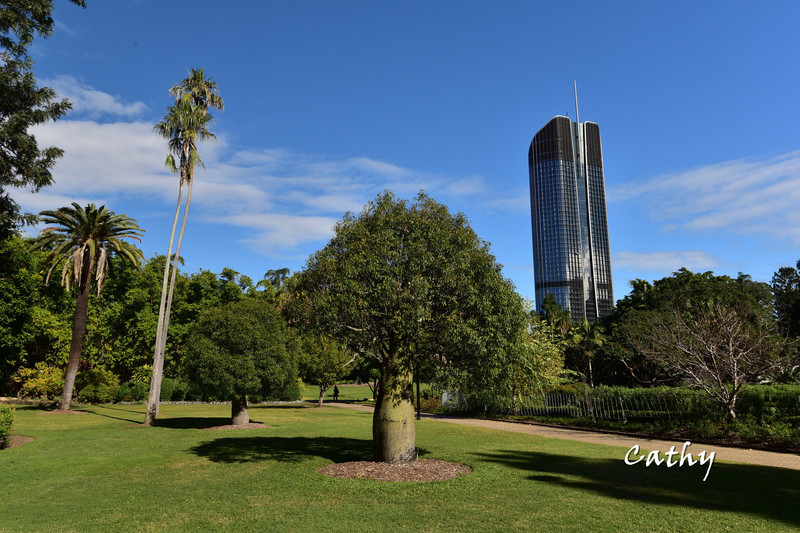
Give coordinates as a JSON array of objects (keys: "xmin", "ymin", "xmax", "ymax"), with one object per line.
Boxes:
[{"xmin": 528, "ymin": 116, "xmax": 613, "ymax": 322}]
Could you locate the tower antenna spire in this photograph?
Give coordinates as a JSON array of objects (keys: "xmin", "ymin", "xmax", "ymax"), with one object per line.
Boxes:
[{"xmin": 574, "ymin": 80, "xmax": 580, "ymax": 126}]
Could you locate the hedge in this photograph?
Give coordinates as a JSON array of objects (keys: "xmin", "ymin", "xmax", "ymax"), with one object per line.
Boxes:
[{"xmin": 0, "ymin": 406, "xmax": 14, "ymax": 448}]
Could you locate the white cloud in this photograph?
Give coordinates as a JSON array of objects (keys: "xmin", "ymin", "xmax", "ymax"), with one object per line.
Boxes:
[
  {"xmin": 45, "ymin": 75, "xmax": 148, "ymax": 118},
  {"xmin": 613, "ymin": 250, "xmax": 723, "ymax": 275},
  {"xmin": 14, "ymin": 113, "xmax": 510, "ymax": 260},
  {"xmin": 215, "ymin": 213, "xmax": 338, "ymax": 250},
  {"xmin": 29, "ymin": 120, "xmax": 171, "ymax": 199},
  {"xmin": 610, "ymin": 151, "xmax": 800, "ymax": 244}
]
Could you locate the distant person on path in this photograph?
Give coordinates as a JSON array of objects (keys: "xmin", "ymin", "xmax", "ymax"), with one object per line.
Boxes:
[{"xmin": 333, "ymin": 385, "xmax": 340, "ymax": 401}]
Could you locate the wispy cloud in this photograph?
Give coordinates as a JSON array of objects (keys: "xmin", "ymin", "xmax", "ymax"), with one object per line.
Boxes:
[
  {"xmin": 610, "ymin": 151, "xmax": 800, "ymax": 244},
  {"xmin": 613, "ymin": 250, "xmax": 723, "ymax": 276},
  {"xmin": 16, "ymin": 89, "xmax": 510, "ymax": 259},
  {"xmin": 44, "ymin": 75, "xmax": 148, "ymax": 118}
]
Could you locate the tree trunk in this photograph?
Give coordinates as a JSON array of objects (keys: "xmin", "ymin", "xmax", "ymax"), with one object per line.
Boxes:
[
  {"xmin": 318, "ymin": 386, "xmax": 326, "ymax": 408},
  {"xmin": 726, "ymin": 394, "xmax": 738, "ymax": 420},
  {"xmin": 415, "ymin": 361, "xmax": 421, "ymax": 421},
  {"xmin": 512, "ymin": 379, "xmax": 519, "ymax": 416},
  {"xmin": 148, "ymin": 172, "xmax": 193, "ymax": 424},
  {"xmin": 373, "ymin": 360, "xmax": 416, "ymax": 464},
  {"xmin": 159, "ymin": 175, "xmax": 194, "ymax": 362},
  {"xmin": 59, "ymin": 262, "xmax": 92, "ymax": 411},
  {"xmin": 232, "ymin": 396, "xmax": 249, "ymax": 425},
  {"xmin": 144, "ymin": 185, "xmax": 183, "ymax": 426}
]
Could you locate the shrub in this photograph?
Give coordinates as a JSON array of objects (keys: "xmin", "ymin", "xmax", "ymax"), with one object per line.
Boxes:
[
  {"xmin": 160, "ymin": 378, "xmax": 176, "ymax": 402},
  {"xmin": 738, "ymin": 385, "xmax": 800, "ymax": 423},
  {"xmin": 116, "ymin": 381, "xmax": 150, "ymax": 402},
  {"xmin": 75, "ymin": 367, "xmax": 120, "ymax": 395},
  {"xmin": 279, "ymin": 379, "xmax": 303, "ymax": 402},
  {"xmin": 79, "ymin": 383, "xmax": 117, "ymax": 404},
  {"xmin": 130, "ymin": 365, "xmax": 152, "ymax": 385},
  {"xmin": 0, "ymin": 406, "xmax": 13, "ymax": 448},
  {"xmin": 170, "ymin": 379, "xmax": 189, "ymax": 401},
  {"xmin": 12, "ymin": 363, "xmax": 64, "ymax": 399}
]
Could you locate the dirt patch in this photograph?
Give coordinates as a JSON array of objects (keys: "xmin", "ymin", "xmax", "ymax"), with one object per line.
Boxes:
[
  {"xmin": 318, "ymin": 459, "xmax": 471, "ymax": 482},
  {"xmin": 201, "ymin": 423, "xmax": 272, "ymax": 430},
  {"xmin": 2, "ymin": 435, "xmax": 35, "ymax": 449},
  {"xmin": 40, "ymin": 409, "xmax": 87, "ymax": 415}
]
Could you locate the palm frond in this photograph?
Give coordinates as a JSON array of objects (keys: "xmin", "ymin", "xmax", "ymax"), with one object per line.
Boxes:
[{"xmin": 31, "ymin": 203, "xmax": 145, "ymax": 294}]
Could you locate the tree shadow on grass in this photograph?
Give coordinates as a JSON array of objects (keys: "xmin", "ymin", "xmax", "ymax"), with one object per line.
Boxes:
[
  {"xmin": 477, "ymin": 449, "xmax": 800, "ymax": 529},
  {"xmin": 85, "ymin": 406, "xmax": 142, "ymax": 423},
  {"xmin": 249, "ymin": 404, "xmax": 313, "ymax": 410},
  {"xmin": 3, "ymin": 405, "xmax": 53, "ymax": 412},
  {"xmin": 155, "ymin": 417, "xmax": 246, "ymax": 429},
  {"xmin": 189, "ymin": 436, "xmax": 379, "ymax": 464}
]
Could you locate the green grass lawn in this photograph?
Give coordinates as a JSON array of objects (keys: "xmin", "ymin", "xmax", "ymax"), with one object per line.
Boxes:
[
  {"xmin": 301, "ymin": 382, "xmax": 376, "ymax": 402},
  {"xmin": 301, "ymin": 382, "xmax": 431, "ymax": 402},
  {"xmin": 2, "ymin": 403, "xmax": 799, "ymax": 532}
]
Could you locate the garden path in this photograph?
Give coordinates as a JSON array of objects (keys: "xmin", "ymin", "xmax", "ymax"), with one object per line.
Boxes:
[{"xmin": 328, "ymin": 402, "xmax": 800, "ymax": 471}]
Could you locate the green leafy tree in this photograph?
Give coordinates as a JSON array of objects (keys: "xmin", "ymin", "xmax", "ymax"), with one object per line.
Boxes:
[
  {"xmin": 185, "ymin": 298, "xmax": 297, "ymax": 425},
  {"xmin": 772, "ymin": 261, "xmax": 800, "ymax": 339},
  {"xmin": 0, "ymin": 235, "xmax": 73, "ymax": 393},
  {"xmin": 298, "ymin": 333, "xmax": 355, "ymax": 407},
  {"xmin": 507, "ymin": 314, "xmax": 567, "ymax": 414},
  {"xmin": 0, "ymin": 0, "xmax": 85, "ymax": 236},
  {"xmin": 566, "ymin": 319, "xmax": 606, "ymax": 387},
  {"xmin": 32, "ymin": 203, "xmax": 144, "ymax": 410},
  {"xmin": 288, "ymin": 191, "xmax": 526, "ymax": 463},
  {"xmin": 146, "ymin": 68, "xmax": 223, "ymax": 425},
  {"xmin": 540, "ymin": 292, "xmax": 572, "ymax": 335}
]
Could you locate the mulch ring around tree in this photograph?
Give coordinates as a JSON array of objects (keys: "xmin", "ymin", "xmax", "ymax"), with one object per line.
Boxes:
[
  {"xmin": 40, "ymin": 409, "xmax": 87, "ymax": 415},
  {"xmin": 2, "ymin": 435, "xmax": 35, "ymax": 449},
  {"xmin": 318, "ymin": 459, "xmax": 471, "ymax": 482}
]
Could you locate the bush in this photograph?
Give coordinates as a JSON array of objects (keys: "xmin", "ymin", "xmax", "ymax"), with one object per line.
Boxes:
[
  {"xmin": 79, "ymin": 383, "xmax": 117, "ymax": 404},
  {"xmin": 0, "ymin": 406, "xmax": 14, "ymax": 448},
  {"xmin": 170, "ymin": 379, "xmax": 189, "ymax": 401},
  {"xmin": 75, "ymin": 367, "xmax": 120, "ymax": 395},
  {"xmin": 183, "ymin": 381, "xmax": 205, "ymax": 402},
  {"xmin": 12, "ymin": 363, "xmax": 64, "ymax": 399},
  {"xmin": 160, "ymin": 378, "xmax": 176, "ymax": 402},
  {"xmin": 737, "ymin": 385, "xmax": 800, "ymax": 423},
  {"xmin": 278, "ymin": 379, "xmax": 302, "ymax": 402},
  {"xmin": 116, "ymin": 381, "xmax": 150, "ymax": 402}
]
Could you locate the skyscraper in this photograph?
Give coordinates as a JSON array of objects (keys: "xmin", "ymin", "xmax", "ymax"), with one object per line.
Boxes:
[{"xmin": 528, "ymin": 112, "xmax": 613, "ymax": 322}]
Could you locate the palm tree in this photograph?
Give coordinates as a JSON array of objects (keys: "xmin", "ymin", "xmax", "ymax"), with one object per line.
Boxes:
[
  {"xmin": 263, "ymin": 267, "xmax": 291, "ymax": 290},
  {"xmin": 32, "ymin": 203, "xmax": 144, "ymax": 411},
  {"xmin": 145, "ymin": 69, "xmax": 223, "ymax": 425},
  {"xmin": 170, "ymin": 67, "xmax": 225, "ymax": 112},
  {"xmin": 570, "ymin": 320, "xmax": 605, "ymax": 387}
]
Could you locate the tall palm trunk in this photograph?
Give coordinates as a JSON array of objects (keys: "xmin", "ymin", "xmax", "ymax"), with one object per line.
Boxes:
[
  {"xmin": 147, "ymin": 169, "xmax": 194, "ymax": 422},
  {"xmin": 58, "ymin": 253, "xmax": 92, "ymax": 411},
  {"xmin": 144, "ymin": 184, "xmax": 184, "ymax": 425},
  {"xmin": 159, "ymin": 174, "xmax": 194, "ymax": 364}
]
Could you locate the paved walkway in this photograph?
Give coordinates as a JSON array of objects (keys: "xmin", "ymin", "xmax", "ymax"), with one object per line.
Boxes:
[{"xmin": 328, "ymin": 402, "xmax": 800, "ymax": 471}]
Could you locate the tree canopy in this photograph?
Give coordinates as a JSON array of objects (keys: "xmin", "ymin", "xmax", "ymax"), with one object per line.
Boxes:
[
  {"xmin": 185, "ymin": 297, "xmax": 298, "ymax": 424},
  {"xmin": 0, "ymin": 0, "xmax": 85, "ymax": 236},
  {"xmin": 288, "ymin": 191, "xmax": 526, "ymax": 463}
]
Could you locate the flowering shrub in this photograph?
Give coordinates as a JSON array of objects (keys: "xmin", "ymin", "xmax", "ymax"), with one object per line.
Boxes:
[{"xmin": 12, "ymin": 363, "xmax": 64, "ymax": 399}]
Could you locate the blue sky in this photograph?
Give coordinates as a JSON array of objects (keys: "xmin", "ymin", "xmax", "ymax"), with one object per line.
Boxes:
[{"xmin": 13, "ymin": 0, "xmax": 800, "ymax": 305}]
